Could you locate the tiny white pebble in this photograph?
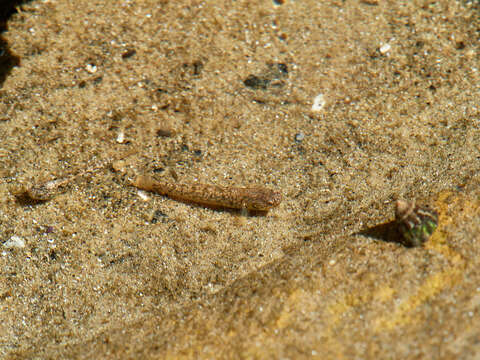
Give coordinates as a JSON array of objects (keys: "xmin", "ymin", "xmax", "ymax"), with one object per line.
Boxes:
[
  {"xmin": 86, "ymin": 63, "xmax": 97, "ymax": 73},
  {"xmin": 379, "ymin": 43, "xmax": 391, "ymax": 54},
  {"xmin": 137, "ymin": 190, "xmax": 150, "ymax": 201},
  {"xmin": 329, "ymin": 259, "xmax": 336, "ymax": 266},
  {"xmin": 116, "ymin": 130, "xmax": 125, "ymax": 143},
  {"xmin": 4, "ymin": 235, "xmax": 25, "ymax": 249},
  {"xmin": 311, "ymin": 93, "xmax": 326, "ymax": 112}
]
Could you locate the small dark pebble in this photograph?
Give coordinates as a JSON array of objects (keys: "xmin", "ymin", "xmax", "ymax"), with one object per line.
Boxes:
[
  {"xmin": 244, "ymin": 62, "xmax": 288, "ymax": 90},
  {"xmin": 193, "ymin": 149, "xmax": 202, "ymax": 156},
  {"xmin": 156, "ymin": 128, "xmax": 175, "ymax": 137},
  {"xmin": 294, "ymin": 132, "xmax": 305, "ymax": 143},
  {"xmin": 273, "ymin": 0, "xmax": 285, "ymax": 4},
  {"xmin": 192, "ymin": 60, "xmax": 203, "ymax": 75},
  {"xmin": 151, "ymin": 209, "xmax": 168, "ymax": 224},
  {"xmin": 455, "ymin": 41, "xmax": 466, "ymax": 50},
  {"xmin": 266, "ymin": 62, "xmax": 288, "ymax": 77},
  {"xmin": 275, "ymin": 63, "xmax": 288, "ymax": 75},
  {"xmin": 244, "ymin": 75, "xmax": 270, "ymax": 90},
  {"xmin": 153, "ymin": 167, "xmax": 165, "ymax": 173},
  {"xmin": 121, "ymin": 48, "xmax": 136, "ymax": 59},
  {"xmin": 49, "ymin": 249, "xmax": 57, "ymax": 261}
]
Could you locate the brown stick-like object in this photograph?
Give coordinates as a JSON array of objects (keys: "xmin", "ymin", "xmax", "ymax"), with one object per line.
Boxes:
[{"xmin": 132, "ymin": 175, "xmax": 282, "ymax": 211}]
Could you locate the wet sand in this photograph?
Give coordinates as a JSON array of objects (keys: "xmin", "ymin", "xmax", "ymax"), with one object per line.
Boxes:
[{"xmin": 0, "ymin": 0, "xmax": 479, "ymax": 358}]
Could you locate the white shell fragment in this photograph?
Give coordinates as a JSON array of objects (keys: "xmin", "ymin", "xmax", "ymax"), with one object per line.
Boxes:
[
  {"xmin": 4, "ymin": 235, "xmax": 26, "ymax": 249},
  {"xmin": 379, "ymin": 43, "xmax": 391, "ymax": 55},
  {"xmin": 137, "ymin": 189, "xmax": 150, "ymax": 201},
  {"xmin": 86, "ymin": 63, "xmax": 97, "ymax": 73},
  {"xmin": 311, "ymin": 93, "xmax": 326, "ymax": 112},
  {"xmin": 116, "ymin": 129, "xmax": 125, "ymax": 143}
]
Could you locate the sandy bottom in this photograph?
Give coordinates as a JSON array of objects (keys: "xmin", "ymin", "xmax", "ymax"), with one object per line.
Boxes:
[{"xmin": 0, "ymin": 0, "xmax": 479, "ymax": 358}]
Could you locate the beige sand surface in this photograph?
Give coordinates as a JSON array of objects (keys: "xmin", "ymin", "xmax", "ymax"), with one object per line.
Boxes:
[{"xmin": 0, "ymin": 0, "xmax": 479, "ymax": 358}]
